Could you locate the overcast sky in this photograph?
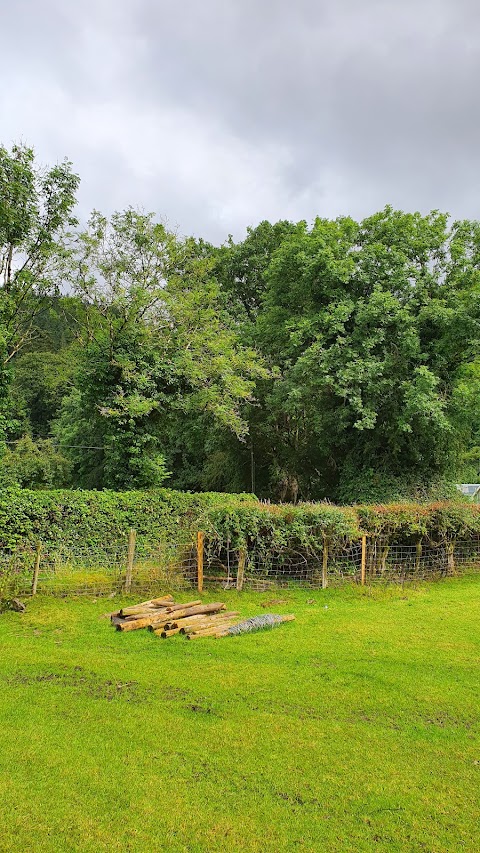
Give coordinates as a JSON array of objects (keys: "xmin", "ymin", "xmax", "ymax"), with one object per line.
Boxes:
[{"xmin": 2, "ymin": 0, "xmax": 480, "ymax": 241}]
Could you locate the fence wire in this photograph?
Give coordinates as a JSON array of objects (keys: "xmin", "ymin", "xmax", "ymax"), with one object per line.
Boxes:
[
  {"xmin": 1, "ymin": 536, "xmax": 480, "ymax": 598},
  {"xmin": 1, "ymin": 541, "xmax": 197, "ymax": 598}
]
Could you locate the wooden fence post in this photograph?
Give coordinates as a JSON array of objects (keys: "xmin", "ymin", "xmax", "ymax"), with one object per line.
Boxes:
[
  {"xmin": 125, "ymin": 529, "xmax": 136, "ymax": 593},
  {"xmin": 236, "ymin": 547, "xmax": 246, "ymax": 591},
  {"xmin": 322, "ymin": 539, "xmax": 328, "ymax": 589},
  {"xmin": 361, "ymin": 535, "xmax": 367, "ymax": 586},
  {"xmin": 446, "ymin": 540, "xmax": 455, "ymax": 575},
  {"xmin": 31, "ymin": 542, "xmax": 41, "ymax": 595},
  {"xmin": 197, "ymin": 531, "xmax": 204, "ymax": 593},
  {"xmin": 415, "ymin": 539, "xmax": 422, "ymax": 574}
]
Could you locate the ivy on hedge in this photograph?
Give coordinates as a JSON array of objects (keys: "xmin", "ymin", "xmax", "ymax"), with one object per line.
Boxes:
[
  {"xmin": 202, "ymin": 501, "xmax": 358, "ymax": 553},
  {"xmin": 356, "ymin": 502, "xmax": 480, "ymax": 543}
]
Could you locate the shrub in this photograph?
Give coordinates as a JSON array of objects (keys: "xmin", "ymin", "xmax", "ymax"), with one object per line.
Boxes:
[{"xmin": 0, "ymin": 488, "xmax": 478, "ymax": 557}]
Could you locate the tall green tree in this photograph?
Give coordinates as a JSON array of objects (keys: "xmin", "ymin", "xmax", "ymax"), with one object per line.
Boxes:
[
  {"xmin": 2, "ymin": 138, "xmax": 480, "ymax": 502},
  {"xmin": 0, "ymin": 144, "xmax": 79, "ymax": 446},
  {"xmin": 56, "ymin": 210, "xmax": 265, "ymax": 489},
  {"xmin": 234, "ymin": 208, "xmax": 480, "ymax": 501},
  {"xmin": 214, "ymin": 220, "xmax": 297, "ymax": 323}
]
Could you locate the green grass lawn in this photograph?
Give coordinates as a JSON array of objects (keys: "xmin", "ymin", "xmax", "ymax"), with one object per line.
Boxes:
[{"xmin": 0, "ymin": 577, "xmax": 479, "ymax": 853}]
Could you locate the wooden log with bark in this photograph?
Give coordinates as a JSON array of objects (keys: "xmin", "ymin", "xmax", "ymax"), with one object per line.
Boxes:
[
  {"xmin": 189, "ymin": 617, "xmax": 239, "ymax": 634},
  {"xmin": 187, "ymin": 626, "xmax": 232, "ymax": 639},
  {"xmin": 122, "ymin": 607, "xmax": 170, "ymax": 621},
  {"xmin": 158, "ymin": 627, "xmax": 183, "ymax": 638},
  {"xmin": 175, "ymin": 611, "xmax": 240, "ymax": 633},
  {"xmin": 120, "ymin": 596, "xmax": 173, "ymax": 617},
  {"xmin": 164, "ymin": 600, "xmax": 202, "ymax": 613},
  {"xmin": 167, "ymin": 602, "xmax": 226, "ymax": 619},
  {"xmin": 152, "ymin": 614, "xmax": 238, "ymax": 637},
  {"xmin": 147, "ymin": 612, "xmax": 208, "ymax": 632},
  {"xmin": 149, "ymin": 602, "xmax": 226, "ymax": 628},
  {"xmin": 116, "ymin": 615, "xmax": 171, "ymax": 632}
]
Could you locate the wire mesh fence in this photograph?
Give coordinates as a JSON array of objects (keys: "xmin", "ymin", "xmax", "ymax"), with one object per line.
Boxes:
[
  {"xmin": 1, "ymin": 533, "xmax": 480, "ymax": 598},
  {"xmin": 209, "ymin": 540, "xmax": 471, "ymax": 589},
  {"xmin": 363, "ymin": 541, "xmax": 448, "ymax": 584},
  {"xmin": 1, "ymin": 540, "xmax": 197, "ymax": 598}
]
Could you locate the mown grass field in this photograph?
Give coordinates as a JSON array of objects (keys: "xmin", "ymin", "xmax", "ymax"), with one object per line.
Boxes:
[{"xmin": 0, "ymin": 576, "xmax": 479, "ymax": 853}]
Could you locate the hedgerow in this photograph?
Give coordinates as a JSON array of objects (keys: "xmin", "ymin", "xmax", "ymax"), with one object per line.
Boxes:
[
  {"xmin": 0, "ymin": 489, "xmax": 477, "ymax": 555},
  {"xmin": 201, "ymin": 500, "xmax": 358, "ymax": 553},
  {"xmin": 0, "ymin": 488, "xmax": 256, "ymax": 551},
  {"xmin": 356, "ymin": 501, "xmax": 480, "ymax": 543}
]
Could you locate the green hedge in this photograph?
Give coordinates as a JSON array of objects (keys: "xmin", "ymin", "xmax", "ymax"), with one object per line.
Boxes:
[
  {"xmin": 0, "ymin": 489, "xmax": 477, "ymax": 553},
  {"xmin": 203, "ymin": 501, "xmax": 358, "ymax": 553},
  {"xmin": 356, "ymin": 501, "xmax": 480, "ymax": 542},
  {"xmin": 0, "ymin": 489, "xmax": 256, "ymax": 551}
]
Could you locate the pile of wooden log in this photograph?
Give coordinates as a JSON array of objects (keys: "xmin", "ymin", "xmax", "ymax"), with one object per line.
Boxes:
[
  {"xmin": 111, "ymin": 595, "xmax": 240, "ymax": 639},
  {"xmin": 110, "ymin": 595, "xmax": 294, "ymax": 639}
]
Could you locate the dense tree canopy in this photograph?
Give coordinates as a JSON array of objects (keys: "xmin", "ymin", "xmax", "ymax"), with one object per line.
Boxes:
[
  {"xmin": 238, "ymin": 210, "xmax": 480, "ymax": 500},
  {"xmin": 2, "ymin": 143, "xmax": 480, "ymax": 500}
]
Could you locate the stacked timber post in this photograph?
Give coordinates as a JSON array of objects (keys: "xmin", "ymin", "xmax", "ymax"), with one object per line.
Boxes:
[
  {"xmin": 415, "ymin": 540, "xmax": 422, "ymax": 574},
  {"xmin": 110, "ymin": 594, "xmax": 294, "ymax": 639}
]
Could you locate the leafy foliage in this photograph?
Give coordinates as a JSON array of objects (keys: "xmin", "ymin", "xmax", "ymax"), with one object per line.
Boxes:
[
  {"xmin": 222, "ymin": 208, "xmax": 480, "ymax": 500},
  {"xmin": 0, "ymin": 487, "xmax": 476, "ymax": 556},
  {"xmin": 0, "ymin": 144, "xmax": 79, "ymax": 453},
  {"xmin": 0, "ymin": 436, "xmax": 71, "ymax": 489},
  {"xmin": 0, "ymin": 487, "xmax": 257, "ymax": 551},
  {"xmin": 2, "ymin": 141, "xmax": 480, "ymax": 501},
  {"xmin": 54, "ymin": 210, "xmax": 266, "ymax": 489},
  {"xmin": 356, "ymin": 500, "xmax": 480, "ymax": 542}
]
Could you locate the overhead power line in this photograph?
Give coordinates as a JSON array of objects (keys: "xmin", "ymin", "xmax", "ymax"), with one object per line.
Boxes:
[{"xmin": 4, "ymin": 440, "xmax": 104, "ymax": 450}]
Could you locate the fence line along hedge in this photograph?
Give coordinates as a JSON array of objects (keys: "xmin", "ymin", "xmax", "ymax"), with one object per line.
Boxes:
[{"xmin": 0, "ymin": 489, "xmax": 479, "ymax": 555}]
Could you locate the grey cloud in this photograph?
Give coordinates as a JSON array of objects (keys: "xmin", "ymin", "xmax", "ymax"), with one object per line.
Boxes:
[{"xmin": 2, "ymin": 0, "xmax": 480, "ymax": 240}]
